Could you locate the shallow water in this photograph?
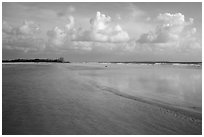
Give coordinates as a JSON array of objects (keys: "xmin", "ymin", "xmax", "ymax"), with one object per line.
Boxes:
[
  {"xmin": 78, "ymin": 64, "xmax": 202, "ymax": 112},
  {"xmin": 2, "ymin": 63, "xmax": 202, "ymax": 134}
]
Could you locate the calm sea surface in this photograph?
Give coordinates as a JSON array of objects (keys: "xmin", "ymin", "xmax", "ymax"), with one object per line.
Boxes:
[
  {"xmin": 2, "ymin": 63, "xmax": 202, "ymax": 134},
  {"xmin": 79, "ymin": 63, "xmax": 202, "ymax": 111}
]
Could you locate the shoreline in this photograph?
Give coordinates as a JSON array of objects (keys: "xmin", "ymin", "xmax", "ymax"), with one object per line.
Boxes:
[
  {"xmin": 2, "ymin": 62, "xmax": 202, "ymax": 67},
  {"xmin": 94, "ymin": 82, "xmax": 202, "ymax": 121}
]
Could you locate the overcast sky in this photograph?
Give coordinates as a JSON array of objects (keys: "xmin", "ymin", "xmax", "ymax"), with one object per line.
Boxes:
[{"xmin": 2, "ymin": 2, "xmax": 202, "ymax": 62}]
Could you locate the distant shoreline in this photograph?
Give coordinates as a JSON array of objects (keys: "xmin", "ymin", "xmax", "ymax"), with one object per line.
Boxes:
[
  {"xmin": 2, "ymin": 59, "xmax": 201, "ymax": 66},
  {"xmin": 99, "ymin": 61, "xmax": 202, "ymax": 65},
  {"xmin": 2, "ymin": 61, "xmax": 202, "ymax": 68},
  {"xmin": 2, "ymin": 58, "xmax": 69, "ymax": 63}
]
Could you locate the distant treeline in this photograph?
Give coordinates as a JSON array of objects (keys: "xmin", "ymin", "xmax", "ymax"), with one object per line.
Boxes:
[
  {"xmin": 99, "ymin": 61, "xmax": 202, "ymax": 65},
  {"xmin": 2, "ymin": 58, "xmax": 70, "ymax": 63}
]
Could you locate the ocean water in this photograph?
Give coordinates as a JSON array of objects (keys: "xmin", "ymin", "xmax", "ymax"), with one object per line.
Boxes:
[
  {"xmin": 77, "ymin": 63, "xmax": 202, "ymax": 112},
  {"xmin": 2, "ymin": 63, "xmax": 202, "ymax": 134},
  {"xmin": 3, "ymin": 63, "xmax": 202, "ymax": 111}
]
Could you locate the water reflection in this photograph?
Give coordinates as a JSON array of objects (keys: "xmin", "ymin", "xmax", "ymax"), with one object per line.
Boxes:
[{"xmin": 82, "ymin": 65, "xmax": 202, "ymax": 111}]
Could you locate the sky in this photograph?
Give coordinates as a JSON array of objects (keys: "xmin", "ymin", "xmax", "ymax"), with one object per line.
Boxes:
[{"xmin": 2, "ymin": 2, "xmax": 202, "ymax": 62}]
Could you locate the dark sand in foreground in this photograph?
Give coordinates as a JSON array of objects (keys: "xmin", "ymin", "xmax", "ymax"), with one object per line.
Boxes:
[{"xmin": 2, "ymin": 63, "xmax": 202, "ymax": 135}]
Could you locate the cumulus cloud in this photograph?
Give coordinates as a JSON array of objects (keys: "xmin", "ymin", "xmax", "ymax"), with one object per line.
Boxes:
[
  {"xmin": 65, "ymin": 16, "xmax": 75, "ymax": 30},
  {"xmin": 73, "ymin": 11, "xmax": 130, "ymax": 43},
  {"xmin": 46, "ymin": 12, "xmax": 200, "ymax": 53},
  {"xmin": 137, "ymin": 13, "xmax": 194, "ymax": 44},
  {"xmin": 178, "ymin": 27, "xmax": 201, "ymax": 50},
  {"xmin": 18, "ymin": 20, "xmax": 40, "ymax": 35},
  {"xmin": 2, "ymin": 20, "xmax": 45, "ymax": 52},
  {"xmin": 47, "ymin": 12, "xmax": 130, "ymax": 51},
  {"xmin": 136, "ymin": 12, "xmax": 201, "ymax": 51},
  {"xmin": 47, "ymin": 27, "xmax": 68, "ymax": 46},
  {"xmin": 47, "ymin": 16, "xmax": 75, "ymax": 47}
]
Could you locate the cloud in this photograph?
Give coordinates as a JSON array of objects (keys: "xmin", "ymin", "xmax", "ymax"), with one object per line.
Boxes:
[
  {"xmin": 46, "ymin": 12, "xmax": 200, "ymax": 54},
  {"xmin": 19, "ymin": 20, "xmax": 40, "ymax": 35},
  {"xmin": 2, "ymin": 20, "xmax": 45, "ymax": 52},
  {"xmin": 47, "ymin": 26, "xmax": 68, "ymax": 46},
  {"xmin": 178, "ymin": 27, "xmax": 201, "ymax": 50},
  {"xmin": 2, "ymin": 20, "xmax": 13, "ymax": 34},
  {"xmin": 3, "ymin": 20, "xmax": 40, "ymax": 36},
  {"xmin": 65, "ymin": 16, "xmax": 75, "ymax": 30},
  {"xmin": 137, "ymin": 13, "xmax": 194, "ymax": 44},
  {"xmin": 46, "ymin": 16, "xmax": 75, "ymax": 47},
  {"xmin": 3, "ymin": 37, "xmax": 45, "ymax": 52},
  {"xmin": 136, "ymin": 12, "xmax": 201, "ymax": 51},
  {"xmin": 74, "ymin": 11, "xmax": 130, "ymax": 42},
  {"xmin": 72, "ymin": 40, "xmax": 136, "ymax": 53},
  {"xmin": 47, "ymin": 12, "xmax": 130, "ymax": 51}
]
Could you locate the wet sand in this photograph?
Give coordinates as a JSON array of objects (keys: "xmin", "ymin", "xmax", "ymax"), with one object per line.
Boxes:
[{"xmin": 2, "ymin": 63, "xmax": 202, "ymax": 135}]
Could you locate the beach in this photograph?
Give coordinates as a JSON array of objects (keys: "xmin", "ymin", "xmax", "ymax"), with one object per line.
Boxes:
[{"xmin": 2, "ymin": 63, "xmax": 202, "ymax": 135}]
